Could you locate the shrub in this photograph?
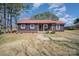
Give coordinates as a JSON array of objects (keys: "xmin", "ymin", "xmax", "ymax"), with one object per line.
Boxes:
[
  {"xmin": 45, "ymin": 31, "xmax": 55, "ymax": 34},
  {"xmin": 50, "ymin": 31, "xmax": 55, "ymax": 34},
  {"xmin": 45, "ymin": 31, "xmax": 49, "ymax": 34},
  {"xmin": 12, "ymin": 30, "xmax": 17, "ymax": 33}
]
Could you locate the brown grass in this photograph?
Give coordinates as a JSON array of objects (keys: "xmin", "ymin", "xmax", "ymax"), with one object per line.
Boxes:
[{"xmin": 0, "ymin": 30, "xmax": 79, "ymax": 56}]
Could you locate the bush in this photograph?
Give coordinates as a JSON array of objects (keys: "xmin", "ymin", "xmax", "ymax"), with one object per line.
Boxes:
[
  {"xmin": 49, "ymin": 31, "xmax": 55, "ymax": 34},
  {"xmin": 45, "ymin": 31, "xmax": 55, "ymax": 34},
  {"xmin": 12, "ymin": 30, "xmax": 17, "ymax": 33},
  {"xmin": 45, "ymin": 31, "xmax": 49, "ymax": 34}
]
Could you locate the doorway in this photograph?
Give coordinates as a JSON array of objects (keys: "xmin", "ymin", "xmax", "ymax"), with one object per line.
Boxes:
[
  {"xmin": 39, "ymin": 24, "xmax": 43, "ymax": 31},
  {"xmin": 43, "ymin": 24, "xmax": 48, "ymax": 31}
]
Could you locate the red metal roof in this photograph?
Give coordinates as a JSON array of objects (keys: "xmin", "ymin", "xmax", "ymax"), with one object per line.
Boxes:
[{"xmin": 17, "ymin": 20, "xmax": 64, "ymax": 24}]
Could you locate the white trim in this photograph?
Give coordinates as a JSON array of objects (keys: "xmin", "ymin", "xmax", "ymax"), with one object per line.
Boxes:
[
  {"xmin": 44, "ymin": 24, "xmax": 48, "ymax": 28},
  {"xmin": 30, "ymin": 24, "xmax": 35, "ymax": 29},
  {"xmin": 56, "ymin": 24, "xmax": 60, "ymax": 30},
  {"xmin": 52, "ymin": 24, "xmax": 54, "ymax": 30},
  {"xmin": 37, "ymin": 24, "xmax": 39, "ymax": 32},
  {"xmin": 43, "ymin": 24, "xmax": 48, "ymax": 31},
  {"xmin": 20, "ymin": 24, "xmax": 26, "ymax": 29}
]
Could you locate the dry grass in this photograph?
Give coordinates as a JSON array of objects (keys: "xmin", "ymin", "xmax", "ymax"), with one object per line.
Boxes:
[{"xmin": 0, "ymin": 30, "xmax": 79, "ymax": 56}]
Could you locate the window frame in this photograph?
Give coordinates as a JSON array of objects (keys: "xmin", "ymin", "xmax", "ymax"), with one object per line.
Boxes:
[
  {"xmin": 52, "ymin": 24, "xmax": 55, "ymax": 30},
  {"xmin": 20, "ymin": 24, "xmax": 26, "ymax": 29},
  {"xmin": 30, "ymin": 24, "xmax": 35, "ymax": 29},
  {"xmin": 56, "ymin": 24, "xmax": 60, "ymax": 30},
  {"xmin": 44, "ymin": 24, "xmax": 48, "ymax": 29}
]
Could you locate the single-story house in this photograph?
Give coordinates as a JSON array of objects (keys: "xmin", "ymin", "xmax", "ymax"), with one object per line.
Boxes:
[{"xmin": 17, "ymin": 20, "xmax": 64, "ymax": 32}]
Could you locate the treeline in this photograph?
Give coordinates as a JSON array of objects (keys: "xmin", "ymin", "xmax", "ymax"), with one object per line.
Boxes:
[{"xmin": 0, "ymin": 3, "xmax": 30, "ymax": 34}]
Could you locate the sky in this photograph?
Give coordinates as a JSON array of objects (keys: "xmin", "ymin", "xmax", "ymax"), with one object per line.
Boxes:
[{"xmin": 19, "ymin": 3, "xmax": 79, "ymax": 26}]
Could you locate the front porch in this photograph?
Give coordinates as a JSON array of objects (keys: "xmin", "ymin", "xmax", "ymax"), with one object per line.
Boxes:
[
  {"xmin": 17, "ymin": 24, "xmax": 55, "ymax": 32},
  {"xmin": 37, "ymin": 24, "xmax": 53, "ymax": 31},
  {"xmin": 17, "ymin": 23, "xmax": 64, "ymax": 32}
]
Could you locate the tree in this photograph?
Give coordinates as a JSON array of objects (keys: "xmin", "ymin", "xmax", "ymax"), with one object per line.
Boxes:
[
  {"xmin": 6, "ymin": 3, "xmax": 23, "ymax": 32},
  {"xmin": 74, "ymin": 18, "xmax": 79, "ymax": 24},
  {"xmin": 0, "ymin": 3, "xmax": 31, "ymax": 33},
  {"xmin": 0, "ymin": 4, "xmax": 5, "ymax": 34},
  {"xmin": 74, "ymin": 18, "xmax": 79, "ymax": 29},
  {"xmin": 0, "ymin": 3, "xmax": 9, "ymax": 33},
  {"xmin": 31, "ymin": 11, "xmax": 59, "ymax": 20},
  {"xmin": 0, "ymin": 4, "xmax": 2, "ymax": 34},
  {"xmin": 3, "ymin": 3, "xmax": 7, "ymax": 33},
  {"xmin": 0, "ymin": 15, "xmax": 1, "ymax": 34},
  {"xmin": 13, "ymin": 3, "xmax": 23, "ymax": 31}
]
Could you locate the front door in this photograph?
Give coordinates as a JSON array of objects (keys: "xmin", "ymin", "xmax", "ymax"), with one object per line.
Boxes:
[{"xmin": 39, "ymin": 24, "xmax": 43, "ymax": 31}]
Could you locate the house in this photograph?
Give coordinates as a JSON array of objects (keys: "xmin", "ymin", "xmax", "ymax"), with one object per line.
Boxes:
[{"xmin": 17, "ymin": 20, "xmax": 64, "ymax": 32}]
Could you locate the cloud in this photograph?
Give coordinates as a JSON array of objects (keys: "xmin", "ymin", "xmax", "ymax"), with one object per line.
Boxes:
[
  {"xmin": 33, "ymin": 3, "xmax": 42, "ymax": 8},
  {"xmin": 48, "ymin": 3, "xmax": 75, "ymax": 26},
  {"xmin": 54, "ymin": 6, "xmax": 66, "ymax": 12},
  {"xmin": 48, "ymin": 3, "xmax": 66, "ymax": 17},
  {"xmin": 59, "ymin": 14, "xmax": 76, "ymax": 26},
  {"xmin": 54, "ymin": 7, "xmax": 66, "ymax": 17},
  {"xmin": 48, "ymin": 3, "xmax": 64, "ymax": 9},
  {"xmin": 51, "ymin": 5, "xmax": 66, "ymax": 17}
]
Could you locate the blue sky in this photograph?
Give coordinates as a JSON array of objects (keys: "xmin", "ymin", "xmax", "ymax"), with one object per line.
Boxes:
[{"xmin": 19, "ymin": 3, "xmax": 79, "ymax": 26}]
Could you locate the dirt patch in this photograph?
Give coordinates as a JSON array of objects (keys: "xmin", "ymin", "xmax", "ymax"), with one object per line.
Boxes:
[{"xmin": 36, "ymin": 34, "xmax": 50, "ymax": 41}]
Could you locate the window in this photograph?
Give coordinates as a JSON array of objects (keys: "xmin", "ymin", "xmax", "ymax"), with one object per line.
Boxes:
[
  {"xmin": 26, "ymin": 24, "xmax": 29, "ymax": 28},
  {"xmin": 30, "ymin": 24, "xmax": 35, "ymax": 29},
  {"xmin": 44, "ymin": 24, "xmax": 48, "ymax": 29},
  {"xmin": 56, "ymin": 24, "xmax": 60, "ymax": 30},
  {"xmin": 43, "ymin": 24, "xmax": 48, "ymax": 31},
  {"xmin": 52, "ymin": 25, "xmax": 54, "ymax": 30},
  {"xmin": 21, "ymin": 24, "xmax": 26, "ymax": 29}
]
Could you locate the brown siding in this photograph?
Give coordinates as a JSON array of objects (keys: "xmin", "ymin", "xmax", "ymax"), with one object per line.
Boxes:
[
  {"xmin": 52, "ymin": 24, "xmax": 56, "ymax": 31},
  {"xmin": 56, "ymin": 24, "xmax": 64, "ymax": 32},
  {"xmin": 60, "ymin": 24, "xmax": 64, "ymax": 31},
  {"xmin": 29, "ymin": 24, "xmax": 38, "ymax": 31},
  {"xmin": 17, "ymin": 24, "xmax": 38, "ymax": 32},
  {"xmin": 17, "ymin": 23, "xmax": 64, "ymax": 32}
]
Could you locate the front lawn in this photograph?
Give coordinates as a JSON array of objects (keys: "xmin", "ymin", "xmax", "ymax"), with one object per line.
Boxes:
[{"xmin": 0, "ymin": 30, "xmax": 79, "ymax": 56}]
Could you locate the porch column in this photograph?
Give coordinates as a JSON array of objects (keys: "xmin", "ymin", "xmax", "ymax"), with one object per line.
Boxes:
[
  {"xmin": 43, "ymin": 24, "xmax": 45, "ymax": 32},
  {"xmin": 52, "ymin": 24, "xmax": 55, "ymax": 31},
  {"xmin": 37, "ymin": 24, "xmax": 39, "ymax": 32}
]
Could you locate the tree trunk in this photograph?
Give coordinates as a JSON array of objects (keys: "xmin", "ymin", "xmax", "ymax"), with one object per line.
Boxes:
[
  {"xmin": 0, "ymin": 16, "xmax": 1, "ymax": 34},
  {"xmin": 10, "ymin": 14, "xmax": 12, "ymax": 32},
  {"xmin": 7, "ymin": 13, "xmax": 10, "ymax": 32},
  {"xmin": 15, "ymin": 14, "xmax": 17, "ymax": 31},
  {"xmin": 3, "ymin": 3, "xmax": 6, "ymax": 33}
]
